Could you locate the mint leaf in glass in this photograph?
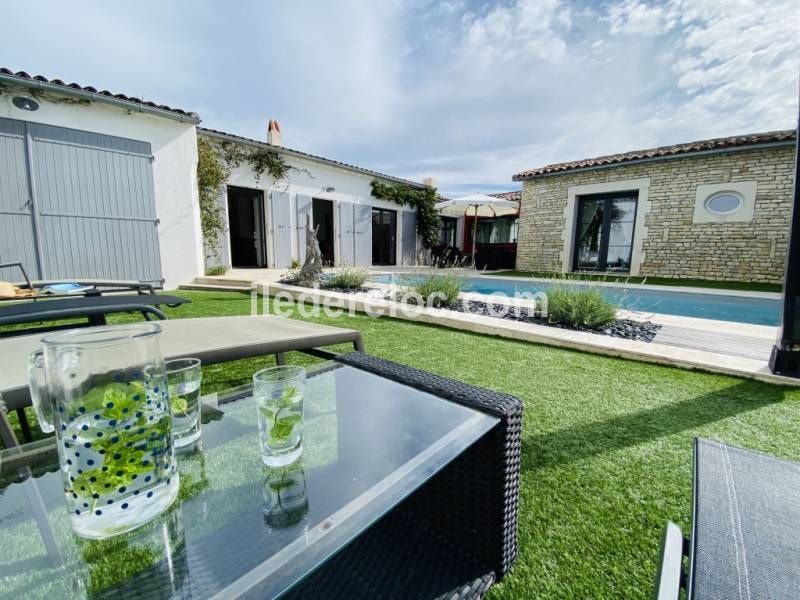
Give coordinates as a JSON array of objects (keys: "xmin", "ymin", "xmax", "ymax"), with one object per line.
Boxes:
[
  {"xmin": 171, "ymin": 396, "xmax": 189, "ymax": 416},
  {"xmin": 269, "ymin": 414, "xmax": 301, "ymax": 444}
]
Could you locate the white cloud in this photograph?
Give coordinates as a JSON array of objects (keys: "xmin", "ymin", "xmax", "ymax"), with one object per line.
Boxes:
[
  {"xmin": 607, "ymin": 0, "xmax": 677, "ymax": 35},
  {"xmin": 600, "ymin": 0, "xmax": 799, "ymax": 138},
  {"xmin": 0, "ymin": 0, "xmax": 796, "ymax": 197},
  {"xmin": 401, "ymin": 2, "xmax": 796, "ymax": 195},
  {"xmin": 646, "ymin": 0, "xmax": 799, "ymax": 139},
  {"xmin": 462, "ymin": 0, "xmax": 571, "ymax": 68}
]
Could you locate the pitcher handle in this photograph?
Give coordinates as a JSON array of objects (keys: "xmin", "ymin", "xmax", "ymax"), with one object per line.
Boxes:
[{"xmin": 28, "ymin": 350, "xmax": 55, "ymax": 433}]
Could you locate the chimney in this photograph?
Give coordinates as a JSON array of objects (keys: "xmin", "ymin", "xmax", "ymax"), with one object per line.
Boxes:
[
  {"xmin": 267, "ymin": 119, "xmax": 282, "ymax": 146},
  {"xmin": 423, "ymin": 177, "xmax": 436, "ymax": 188}
]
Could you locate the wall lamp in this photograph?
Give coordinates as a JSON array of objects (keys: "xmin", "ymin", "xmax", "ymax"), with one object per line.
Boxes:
[{"xmin": 13, "ymin": 96, "xmax": 39, "ymax": 111}]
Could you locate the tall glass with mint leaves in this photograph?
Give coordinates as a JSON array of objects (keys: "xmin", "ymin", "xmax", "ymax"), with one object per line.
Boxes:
[
  {"xmin": 28, "ymin": 323, "xmax": 179, "ymax": 539},
  {"xmin": 254, "ymin": 366, "xmax": 305, "ymax": 467}
]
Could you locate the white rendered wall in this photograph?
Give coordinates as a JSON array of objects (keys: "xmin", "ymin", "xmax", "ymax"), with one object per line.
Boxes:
[
  {"xmin": 0, "ymin": 92, "xmax": 202, "ymax": 289},
  {"xmin": 219, "ymin": 145, "xmax": 417, "ymax": 268}
]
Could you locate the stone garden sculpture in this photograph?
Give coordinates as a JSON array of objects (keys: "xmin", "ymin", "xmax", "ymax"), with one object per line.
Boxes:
[{"xmin": 300, "ymin": 213, "xmax": 324, "ymax": 284}]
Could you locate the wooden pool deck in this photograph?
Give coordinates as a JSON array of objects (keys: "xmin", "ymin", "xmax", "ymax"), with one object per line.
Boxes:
[{"xmin": 654, "ymin": 325, "xmax": 774, "ymax": 362}]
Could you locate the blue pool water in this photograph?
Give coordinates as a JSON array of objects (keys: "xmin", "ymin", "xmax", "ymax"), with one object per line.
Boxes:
[{"xmin": 371, "ymin": 274, "xmax": 781, "ymax": 326}]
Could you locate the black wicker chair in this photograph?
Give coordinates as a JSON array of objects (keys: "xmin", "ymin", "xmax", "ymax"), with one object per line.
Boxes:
[{"xmin": 281, "ymin": 352, "xmax": 523, "ymax": 599}]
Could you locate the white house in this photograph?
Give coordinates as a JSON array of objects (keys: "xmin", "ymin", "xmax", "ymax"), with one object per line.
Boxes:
[
  {"xmin": 0, "ymin": 68, "xmax": 429, "ymax": 289},
  {"xmin": 200, "ymin": 125, "xmax": 425, "ymax": 270},
  {"xmin": 0, "ymin": 68, "xmax": 202, "ymax": 289}
]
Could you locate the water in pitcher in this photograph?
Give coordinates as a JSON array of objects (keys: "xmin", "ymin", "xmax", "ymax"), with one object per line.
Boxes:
[{"xmin": 59, "ymin": 374, "xmax": 179, "ymax": 538}]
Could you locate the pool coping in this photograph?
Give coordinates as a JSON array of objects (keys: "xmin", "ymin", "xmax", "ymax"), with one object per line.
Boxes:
[
  {"xmin": 369, "ymin": 269, "xmax": 782, "ymax": 300},
  {"xmin": 227, "ymin": 281, "xmax": 797, "ymax": 387}
]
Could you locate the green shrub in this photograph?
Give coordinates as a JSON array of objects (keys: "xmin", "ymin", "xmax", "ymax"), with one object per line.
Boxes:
[
  {"xmin": 290, "ymin": 259, "xmax": 301, "ymax": 269},
  {"xmin": 323, "ymin": 267, "xmax": 368, "ymax": 289},
  {"xmin": 545, "ymin": 286, "xmax": 617, "ymax": 329},
  {"xmin": 409, "ymin": 272, "xmax": 465, "ymax": 308},
  {"xmin": 205, "ymin": 265, "xmax": 227, "ymax": 276}
]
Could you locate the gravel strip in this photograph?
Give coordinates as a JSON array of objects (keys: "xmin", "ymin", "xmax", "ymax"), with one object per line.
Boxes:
[{"xmin": 281, "ymin": 284, "xmax": 662, "ymax": 343}]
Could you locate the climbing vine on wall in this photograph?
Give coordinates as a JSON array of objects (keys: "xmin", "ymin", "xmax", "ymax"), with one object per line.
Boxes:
[
  {"xmin": 218, "ymin": 142, "xmax": 289, "ymax": 182},
  {"xmin": 370, "ymin": 180, "xmax": 441, "ymax": 248},
  {"xmin": 196, "ymin": 136, "xmax": 228, "ymax": 256},
  {"xmin": 196, "ymin": 136, "xmax": 290, "ymax": 259}
]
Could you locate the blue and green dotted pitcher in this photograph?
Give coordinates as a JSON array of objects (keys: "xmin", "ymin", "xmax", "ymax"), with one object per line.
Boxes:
[{"xmin": 28, "ymin": 323, "xmax": 179, "ymax": 539}]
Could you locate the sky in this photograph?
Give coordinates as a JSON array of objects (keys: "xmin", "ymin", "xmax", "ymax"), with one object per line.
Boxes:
[{"xmin": 1, "ymin": 0, "xmax": 798, "ymax": 197}]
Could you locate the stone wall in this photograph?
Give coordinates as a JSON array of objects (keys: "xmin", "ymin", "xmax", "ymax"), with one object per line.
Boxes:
[{"xmin": 516, "ymin": 145, "xmax": 795, "ymax": 283}]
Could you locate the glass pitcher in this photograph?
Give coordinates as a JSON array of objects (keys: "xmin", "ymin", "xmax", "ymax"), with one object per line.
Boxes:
[{"xmin": 28, "ymin": 323, "xmax": 179, "ymax": 539}]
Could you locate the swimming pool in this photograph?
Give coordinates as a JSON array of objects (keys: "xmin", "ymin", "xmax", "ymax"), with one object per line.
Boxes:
[{"xmin": 370, "ymin": 273, "xmax": 781, "ymax": 326}]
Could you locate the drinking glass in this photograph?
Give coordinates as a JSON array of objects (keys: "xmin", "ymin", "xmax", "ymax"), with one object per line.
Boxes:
[
  {"xmin": 254, "ymin": 366, "xmax": 305, "ymax": 466},
  {"xmin": 165, "ymin": 358, "xmax": 202, "ymax": 449},
  {"xmin": 28, "ymin": 323, "xmax": 179, "ymax": 539}
]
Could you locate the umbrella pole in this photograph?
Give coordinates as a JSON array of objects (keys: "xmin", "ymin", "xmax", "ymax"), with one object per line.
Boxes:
[{"xmin": 471, "ymin": 205, "xmax": 478, "ymax": 268}]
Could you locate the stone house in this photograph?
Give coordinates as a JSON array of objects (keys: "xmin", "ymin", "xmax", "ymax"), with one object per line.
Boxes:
[{"xmin": 512, "ymin": 130, "xmax": 796, "ymax": 283}]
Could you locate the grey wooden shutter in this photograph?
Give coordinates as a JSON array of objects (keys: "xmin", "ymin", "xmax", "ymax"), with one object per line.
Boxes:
[
  {"xmin": 0, "ymin": 117, "xmax": 40, "ymax": 280},
  {"xmin": 402, "ymin": 211, "xmax": 417, "ymax": 265},
  {"xmin": 0, "ymin": 118, "xmax": 162, "ymax": 282},
  {"xmin": 338, "ymin": 201, "xmax": 355, "ymax": 265},
  {"xmin": 294, "ymin": 194, "xmax": 313, "ymax": 264},
  {"xmin": 270, "ymin": 190, "xmax": 293, "ymax": 268},
  {"xmin": 354, "ymin": 203, "xmax": 372, "ymax": 267},
  {"xmin": 32, "ymin": 123, "xmax": 162, "ymax": 281},
  {"xmin": 253, "ymin": 192, "xmax": 268, "ymax": 267}
]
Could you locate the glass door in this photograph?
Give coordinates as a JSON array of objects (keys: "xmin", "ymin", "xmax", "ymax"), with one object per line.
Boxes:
[
  {"xmin": 574, "ymin": 197, "xmax": 605, "ymax": 270},
  {"xmin": 605, "ymin": 196, "xmax": 637, "ymax": 271},
  {"xmin": 227, "ymin": 186, "xmax": 267, "ymax": 268},
  {"xmin": 573, "ymin": 192, "xmax": 637, "ymax": 272},
  {"xmin": 371, "ymin": 207, "xmax": 397, "ymax": 265}
]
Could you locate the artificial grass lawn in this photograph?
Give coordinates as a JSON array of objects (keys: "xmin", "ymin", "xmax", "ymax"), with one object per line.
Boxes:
[
  {"xmin": 12, "ymin": 290, "xmax": 800, "ymax": 598},
  {"xmin": 489, "ymin": 270, "xmax": 783, "ymax": 293}
]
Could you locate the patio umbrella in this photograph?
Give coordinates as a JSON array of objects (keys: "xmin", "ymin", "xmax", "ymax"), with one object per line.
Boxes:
[{"xmin": 437, "ymin": 194, "xmax": 519, "ymax": 264}]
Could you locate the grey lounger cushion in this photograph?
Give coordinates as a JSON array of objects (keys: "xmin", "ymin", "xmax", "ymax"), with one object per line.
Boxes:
[{"xmin": 0, "ymin": 315, "xmax": 363, "ymax": 411}]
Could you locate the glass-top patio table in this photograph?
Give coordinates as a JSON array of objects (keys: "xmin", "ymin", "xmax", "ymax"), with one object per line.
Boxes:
[{"xmin": 0, "ymin": 353, "xmax": 521, "ymax": 599}]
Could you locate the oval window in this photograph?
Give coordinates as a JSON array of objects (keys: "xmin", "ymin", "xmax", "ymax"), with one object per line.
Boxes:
[{"xmin": 704, "ymin": 191, "xmax": 743, "ymax": 215}]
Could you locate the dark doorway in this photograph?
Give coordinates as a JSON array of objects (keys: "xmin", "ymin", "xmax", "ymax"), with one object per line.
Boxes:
[
  {"xmin": 313, "ymin": 198, "xmax": 335, "ymax": 265},
  {"xmin": 372, "ymin": 207, "xmax": 397, "ymax": 265},
  {"xmin": 573, "ymin": 192, "xmax": 638, "ymax": 273},
  {"xmin": 227, "ymin": 186, "xmax": 267, "ymax": 268}
]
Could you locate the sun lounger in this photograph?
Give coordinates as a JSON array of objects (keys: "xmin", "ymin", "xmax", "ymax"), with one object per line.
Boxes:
[
  {"xmin": 0, "ymin": 315, "xmax": 364, "ymax": 442},
  {"xmin": 0, "ymin": 293, "xmax": 190, "ymax": 337}
]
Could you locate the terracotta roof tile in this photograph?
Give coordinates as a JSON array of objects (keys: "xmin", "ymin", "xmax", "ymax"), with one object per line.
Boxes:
[
  {"xmin": 513, "ymin": 129, "xmax": 796, "ymax": 180},
  {"xmin": 490, "ymin": 191, "xmax": 521, "ymax": 202},
  {"xmin": 0, "ymin": 68, "xmax": 199, "ymax": 122}
]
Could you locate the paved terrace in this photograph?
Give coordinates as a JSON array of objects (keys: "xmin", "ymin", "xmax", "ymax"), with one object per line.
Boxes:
[{"xmin": 182, "ymin": 269, "xmax": 793, "ymax": 387}]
